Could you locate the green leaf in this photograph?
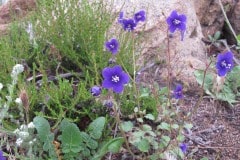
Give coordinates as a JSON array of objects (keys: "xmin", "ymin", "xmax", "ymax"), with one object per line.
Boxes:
[
  {"xmin": 136, "ymin": 138, "xmax": 150, "ymax": 152},
  {"xmin": 171, "ymin": 124, "xmax": 179, "ymax": 129},
  {"xmin": 200, "ymin": 157, "xmax": 209, "ymax": 160},
  {"xmin": 144, "ymin": 114, "xmax": 155, "ymax": 121},
  {"xmin": 81, "ymin": 132, "xmax": 98, "ymax": 150},
  {"xmin": 142, "ymin": 124, "xmax": 152, "ymax": 131},
  {"xmin": 194, "ymin": 70, "xmax": 213, "ymax": 91},
  {"xmin": 140, "ymin": 87, "xmax": 150, "ymax": 97},
  {"xmin": 137, "ymin": 118, "xmax": 143, "ymax": 123},
  {"xmin": 120, "ymin": 121, "xmax": 133, "ymax": 132},
  {"xmin": 184, "ymin": 123, "xmax": 193, "ymax": 130},
  {"xmin": 157, "ymin": 122, "xmax": 171, "ymax": 131},
  {"xmin": 33, "ymin": 116, "xmax": 54, "ymax": 151},
  {"xmin": 88, "ymin": 117, "xmax": 105, "ymax": 139},
  {"xmin": 60, "ymin": 119, "xmax": 83, "ymax": 153},
  {"xmin": 93, "ymin": 137, "xmax": 124, "ymax": 160},
  {"xmin": 160, "ymin": 136, "xmax": 170, "ymax": 147},
  {"xmin": 214, "ymin": 31, "xmax": 221, "ymax": 40}
]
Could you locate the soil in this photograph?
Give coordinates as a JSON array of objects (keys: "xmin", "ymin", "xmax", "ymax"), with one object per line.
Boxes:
[{"xmin": 181, "ymin": 94, "xmax": 240, "ymax": 160}]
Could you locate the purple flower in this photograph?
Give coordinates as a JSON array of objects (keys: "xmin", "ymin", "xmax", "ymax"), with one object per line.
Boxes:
[
  {"xmin": 90, "ymin": 86, "xmax": 101, "ymax": 96},
  {"xmin": 105, "ymin": 38, "xmax": 119, "ymax": 54},
  {"xmin": 134, "ymin": 10, "xmax": 146, "ymax": 23},
  {"xmin": 121, "ymin": 19, "xmax": 137, "ymax": 31},
  {"xmin": 0, "ymin": 151, "xmax": 6, "ymax": 160},
  {"xmin": 104, "ymin": 100, "xmax": 113, "ymax": 108},
  {"xmin": 216, "ymin": 51, "xmax": 234, "ymax": 77},
  {"xmin": 173, "ymin": 84, "xmax": 183, "ymax": 99},
  {"xmin": 102, "ymin": 65, "xmax": 130, "ymax": 93},
  {"xmin": 118, "ymin": 11, "xmax": 124, "ymax": 23},
  {"xmin": 179, "ymin": 143, "xmax": 187, "ymax": 153},
  {"xmin": 166, "ymin": 10, "xmax": 187, "ymax": 40}
]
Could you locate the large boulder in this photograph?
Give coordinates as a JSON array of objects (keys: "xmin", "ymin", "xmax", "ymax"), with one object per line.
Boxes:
[
  {"xmin": 0, "ymin": 0, "xmax": 36, "ymax": 35},
  {"xmin": 110, "ymin": 0, "xmax": 207, "ymax": 86}
]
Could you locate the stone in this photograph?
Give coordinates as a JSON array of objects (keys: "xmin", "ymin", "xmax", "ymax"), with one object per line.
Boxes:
[
  {"xmin": 110, "ymin": 0, "xmax": 207, "ymax": 86},
  {"xmin": 0, "ymin": 0, "xmax": 36, "ymax": 35},
  {"xmin": 193, "ymin": 0, "xmax": 235, "ymax": 40}
]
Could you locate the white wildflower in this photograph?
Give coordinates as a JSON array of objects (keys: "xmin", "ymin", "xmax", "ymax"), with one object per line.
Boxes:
[
  {"xmin": 13, "ymin": 128, "xmax": 20, "ymax": 134},
  {"xmin": 27, "ymin": 122, "xmax": 35, "ymax": 129},
  {"xmin": 0, "ymin": 83, "xmax": 3, "ymax": 90},
  {"xmin": 26, "ymin": 22, "xmax": 34, "ymax": 41},
  {"xmin": 164, "ymin": 152, "xmax": 177, "ymax": 160},
  {"xmin": 15, "ymin": 98, "xmax": 22, "ymax": 105},
  {"xmin": 16, "ymin": 138, "xmax": 23, "ymax": 146},
  {"xmin": 29, "ymin": 141, "xmax": 33, "ymax": 145},
  {"xmin": 11, "ymin": 64, "xmax": 24, "ymax": 78},
  {"xmin": 20, "ymin": 124, "xmax": 27, "ymax": 130},
  {"xmin": 19, "ymin": 131, "xmax": 29, "ymax": 139}
]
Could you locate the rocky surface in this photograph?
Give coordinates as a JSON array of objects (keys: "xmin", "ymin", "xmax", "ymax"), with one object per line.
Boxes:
[
  {"xmin": 0, "ymin": 0, "xmax": 36, "ymax": 35},
  {"xmin": 110, "ymin": 0, "xmax": 207, "ymax": 86}
]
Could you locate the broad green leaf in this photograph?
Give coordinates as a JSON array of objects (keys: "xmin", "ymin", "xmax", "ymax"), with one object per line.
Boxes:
[
  {"xmin": 144, "ymin": 114, "xmax": 155, "ymax": 121},
  {"xmin": 60, "ymin": 120, "xmax": 83, "ymax": 153},
  {"xmin": 200, "ymin": 157, "xmax": 209, "ymax": 160},
  {"xmin": 160, "ymin": 136, "xmax": 170, "ymax": 147},
  {"xmin": 88, "ymin": 117, "xmax": 105, "ymax": 139},
  {"xmin": 120, "ymin": 121, "xmax": 133, "ymax": 132},
  {"xmin": 142, "ymin": 124, "xmax": 152, "ymax": 131},
  {"xmin": 33, "ymin": 116, "xmax": 51, "ymax": 142},
  {"xmin": 194, "ymin": 70, "xmax": 213, "ymax": 91},
  {"xmin": 184, "ymin": 123, "xmax": 193, "ymax": 130},
  {"xmin": 33, "ymin": 116, "xmax": 54, "ymax": 151},
  {"xmin": 136, "ymin": 138, "xmax": 150, "ymax": 152},
  {"xmin": 81, "ymin": 132, "xmax": 98, "ymax": 149},
  {"xmin": 92, "ymin": 137, "xmax": 124, "ymax": 160},
  {"xmin": 157, "ymin": 122, "xmax": 171, "ymax": 131},
  {"xmin": 171, "ymin": 124, "xmax": 179, "ymax": 129}
]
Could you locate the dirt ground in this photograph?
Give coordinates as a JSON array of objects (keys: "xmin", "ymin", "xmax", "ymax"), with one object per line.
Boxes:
[{"xmin": 181, "ymin": 93, "xmax": 240, "ymax": 160}]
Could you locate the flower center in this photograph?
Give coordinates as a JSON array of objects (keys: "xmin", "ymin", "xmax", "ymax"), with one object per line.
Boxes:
[
  {"xmin": 173, "ymin": 19, "xmax": 181, "ymax": 25},
  {"xmin": 112, "ymin": 75, "xmax": 120, "ymax": 83},
  {"xmin": 110, "ymin": 44, "xmax": 115, "ymax": 49},
  {"xmin": 221, "ymin": 60, "xmax": 231, "ymax": 69}
]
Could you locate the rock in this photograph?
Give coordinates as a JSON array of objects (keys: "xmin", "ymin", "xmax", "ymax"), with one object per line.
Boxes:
[
  {"xmin": 0, "ymin": 0, "xmax": 36, "ymax": 35},
  {"xmin": 110, "ymin": 0, "xmax": 207, "ymax": 86},
  {"xmin": 224, "ymin": 1, "xmax": 240, "ymax": 44},
  {"xmin": 193, "ymin": 0, "xmax": 235, "ymax": 41}
]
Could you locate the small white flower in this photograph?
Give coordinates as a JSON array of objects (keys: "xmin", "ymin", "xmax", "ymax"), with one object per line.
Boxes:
[
  {"xmin": 11, "ymin": 64, "xmax": 24, "ymax": 78},
  {"xmin": 13, "ymin": 128, "xmax": 20, "ymax": 134},
  {"xmin": 15, "ymin": 98, "xmax": 22, "ymax": 105},
  {"xmin": 20, "ymin": 124, "xmax": 27, "ymax": 130},
  {"xmin": 19, "ymin": 131, "xmax": 29, "ymax": 139},
  {"xmin": 29, "ymin": 141, "xmax": 33, "ymax": 145},
  {"xmin": 164, "ymin": 152, "xmax": 177, "ymax": 160},
  {"xmin": 16, "ymin": 138, "xmax": 23, "ymax": 146},
  {"xmin": 0, "ymin": 83, "xmax": 3, "ymax": 90},
  {"xmin": 27, "ymin": 122, "xmax": 35, "ymax": 129}
]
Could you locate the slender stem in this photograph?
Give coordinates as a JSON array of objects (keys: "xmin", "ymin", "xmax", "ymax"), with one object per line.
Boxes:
[
  {"xmin": 166, "ymin": 30, "xmax": 172, "ymax": 106},
  {"xmin": 187, "ymin": 61, "xmax": 212, "ymax": 119},
  {"xmin": 113, "ymin": 100, "xmax": 135, "ymax": 159},
  {"xmin": 218, "ymin": 0, "xmax": 238, "ymax": 41}
]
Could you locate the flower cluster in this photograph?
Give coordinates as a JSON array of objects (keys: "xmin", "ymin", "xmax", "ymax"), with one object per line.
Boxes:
[
  {"xmin": 216, "ymin": 51, "xmax": 234, "ymax": 77},
  {"xmin": 118, "ymin": 10, "xmax": 146, "ymax": 32},
  {"xmin": 173, "ymin": 84, "xmax": 183, "ymax": 99},
  {"xmin": 166, "ymin": 10, "xmax": 187, "ymax": 40}
]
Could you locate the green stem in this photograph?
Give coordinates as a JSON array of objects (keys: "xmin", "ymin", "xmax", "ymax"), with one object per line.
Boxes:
[{"xmin": 218, "ymin": 0, "xmax": 238, "ymax": 41}]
